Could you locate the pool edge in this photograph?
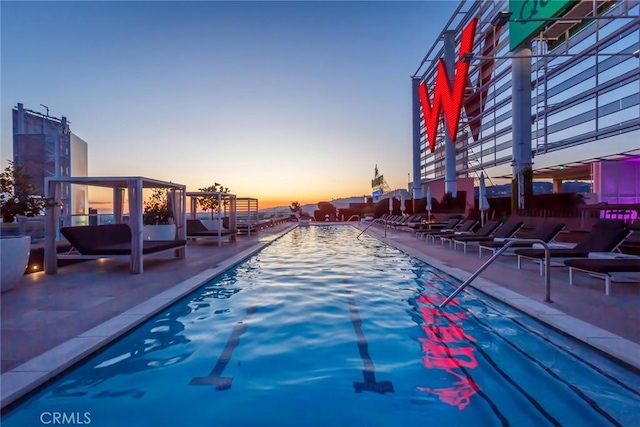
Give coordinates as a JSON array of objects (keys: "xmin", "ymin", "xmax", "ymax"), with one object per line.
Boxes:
[{"xmin": 0, "ymin": 224, "xmax": 297, "ymax": 410}]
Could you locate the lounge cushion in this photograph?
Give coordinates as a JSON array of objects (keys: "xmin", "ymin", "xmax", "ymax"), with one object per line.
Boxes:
[
  {"xmin": 564, "ymin": 258, "xmax": 640, "ymax": 274},
  {"xmin": 514, "ymin": 227, "xmax": 630, "ymax": 259},
  {"xmin": 454, "ymin": 220, "xmax": 523, "ymax": 242},
  {"xmin": 439, "ymin": 220, "xmax": 499, "ymax": 240},
  {"xmin": 412, "ymin": 218, "xmax": 460, "ymax": 231},
  {"xmin": 61, "ymin": 224, "xmax": 185, "ymax": 256},
  {"xmin": 187, "ymin": 219, "xmax": 236, "ymax": 236},
  {"xmin": 62, "ymin": 224, "xmax": 131, "ymax": 254},
  {"xmin": 480, "ymin": 222, "xmax": 565, "ymax": 249},
  {"xmin": 423, "ymin": 220, "xmax": 478, "ymax": 237}
]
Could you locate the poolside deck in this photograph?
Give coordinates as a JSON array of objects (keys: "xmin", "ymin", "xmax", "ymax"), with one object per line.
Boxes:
[{"xmin": 1, "ymin": 221, "xmax": 639, "ymax": 408}]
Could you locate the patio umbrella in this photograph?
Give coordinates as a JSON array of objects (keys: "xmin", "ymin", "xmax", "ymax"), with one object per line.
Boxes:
[
  {"xmin": 388, "ymin": 197, "xmax": 394, "ymax": 214},
  {"xmin": 426, "ymin": 187, "xmax": 432, "ymax": 221},
  {"xmin": 400, "ymin": 194, "xmax": 406, "ymax": 214},
  {"xmin": 479, "ymin": 172, "xmax": 490, "ymax": 226}
]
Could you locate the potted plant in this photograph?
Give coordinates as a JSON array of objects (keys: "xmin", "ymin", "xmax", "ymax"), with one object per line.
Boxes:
[
  {"xmin": 142, "ymin": 189, "xmax": 176, "ymax": 241},
  {"xmin": 0, "ymin": 161, "xmax": 42, "ymax": 292}
]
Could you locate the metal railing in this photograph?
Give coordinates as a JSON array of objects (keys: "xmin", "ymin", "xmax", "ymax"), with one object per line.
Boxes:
[
  {"xmin": 439, "ymin": 239, "xmax": 552, "ymax": 308},
  {"xmin": 346, "ymin": 215, "xmax": 360, "ymax": 222},
  {"xmin": 356, "ymin": 218, "xmax": 387, "ymax": 239}
]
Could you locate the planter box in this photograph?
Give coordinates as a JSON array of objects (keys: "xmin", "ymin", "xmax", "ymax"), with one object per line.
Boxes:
[
  {"xmin": 142, "ymin": 224, "xmax": 177, "ymax": 241},
  {"xmin": 1, "ymin": 236, "xmax": 31, "ymax": 292}
]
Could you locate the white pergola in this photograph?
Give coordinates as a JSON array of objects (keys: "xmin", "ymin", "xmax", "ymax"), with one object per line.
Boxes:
[
  {"xmin": 187, "ymin": 191, "xmax": 237, "ymax": 245},
  {"xmin": 44, "ymin": 176, "xmax": 186, "ymax": 274}
]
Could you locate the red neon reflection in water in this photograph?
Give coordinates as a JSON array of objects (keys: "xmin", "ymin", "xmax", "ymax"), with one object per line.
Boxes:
[{"xmin": 415, "ymin": 294, "xmax": 479, "ymax": 410}]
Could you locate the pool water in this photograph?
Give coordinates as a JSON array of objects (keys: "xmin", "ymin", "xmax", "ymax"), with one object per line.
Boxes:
[{"xmin": 3, "ymin": 226, "xmax": 640, "ymax": 426}]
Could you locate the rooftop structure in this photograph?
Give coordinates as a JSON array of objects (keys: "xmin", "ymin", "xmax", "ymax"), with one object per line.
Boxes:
[{"xmin": 12, "ymin": 103, "xmax": 88, "ymax": 224}]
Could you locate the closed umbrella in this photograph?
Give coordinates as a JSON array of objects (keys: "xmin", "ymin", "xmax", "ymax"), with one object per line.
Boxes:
[
  {"xmin": 400, "ymin": 194, "xmax": 406, "ymax": 214},
  {"xmin": 426, "ymin": 187, "xmax": 432, "ymax": 221},
  {"xmin": 388, "ymin": 197, "xmax": 394, "ymax": 215},
  {"xmin": 479, "ymin": 172, "xmax": 490, "ymax": 226}
]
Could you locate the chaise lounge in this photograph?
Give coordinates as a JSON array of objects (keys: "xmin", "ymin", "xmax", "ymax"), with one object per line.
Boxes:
[
  {"xmin": 563, "ymin": 257, "xmax": 640, "ymax": 296},
  {"xmin": 187, "ymin": 219, "xmax": 237, "ymax": 246},
  {"xmin": 439, "ymin": 220, "xmax": 501, "ymax": 249},
  {"xmin": 424, "ymin": 219, "xmax": 478, "ymax": 243},
  {"xmin": 60, "ymin": 224, "xmax": 186, "ymax": 271},
  {"xmin": 513, "ymin": 221, "xmax": 631, "ymax": 275},
  {"xmin": 413, "ymin": 217, "xmax": 462, "ymax": 236},
  {"xmin": 478, "ymin": 221, "xmax": 566, "ymax": 257},
  {"xmin": 450, "ymin": 219, "xmax": 524, "ymax": 253}
]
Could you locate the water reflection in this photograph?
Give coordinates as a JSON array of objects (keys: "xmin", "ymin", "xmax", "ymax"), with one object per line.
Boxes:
[{"xmin": 50, "ymin": 306, "xmax": 193, "ymax": 399}]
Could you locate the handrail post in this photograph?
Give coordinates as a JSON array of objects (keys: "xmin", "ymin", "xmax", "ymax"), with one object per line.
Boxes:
[
  {"xmin": 356, "ymin": 218, "xmax": 388, "ymax": 240},
  {"xmin": 439, "ymin": 238, "xmax": 552, "ymax": 308},
  {"xmin": 543, "ymin": 247, "xmax": 551, "ymax": 303}
]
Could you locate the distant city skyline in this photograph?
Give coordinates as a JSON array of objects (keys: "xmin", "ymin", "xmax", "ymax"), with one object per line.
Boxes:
[{"xmin": 1, "ymin": 1, "xmax": 458, "ymax": 208}]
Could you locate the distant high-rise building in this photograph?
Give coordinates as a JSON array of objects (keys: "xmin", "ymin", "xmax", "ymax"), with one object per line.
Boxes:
[{"xmin": 12, "ymin": 103, "xmax": 88, "ymax": 223}]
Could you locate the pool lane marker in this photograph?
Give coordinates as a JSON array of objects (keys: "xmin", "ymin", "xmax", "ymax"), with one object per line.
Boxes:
[
  {"xmin": 190, "ymin": 303, "xmax": 259, "ymax": 391},
  {"xmin": 345, "ymin": 282, "xmax": 394, "ymax": 394}
]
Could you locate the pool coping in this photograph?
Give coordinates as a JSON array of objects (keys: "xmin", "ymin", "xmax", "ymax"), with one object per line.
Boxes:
[
  {"xmin": 0, "ymin": 224, "xmax": 297, "ymax": 410},
  {"xmin": 379, "ymin": 234, "xmax": 640, "ymax": 372}
]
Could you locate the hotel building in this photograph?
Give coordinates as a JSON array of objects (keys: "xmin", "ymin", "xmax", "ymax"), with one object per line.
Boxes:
[{"xmin": 411, "ymin": 0, "xmax": 639, "ymax": 211}]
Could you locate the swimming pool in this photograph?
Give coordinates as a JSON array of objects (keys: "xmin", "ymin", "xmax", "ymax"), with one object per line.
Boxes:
[{"xmin": 3, "ymin": 225, "xmax": 639, "ymax": 426}]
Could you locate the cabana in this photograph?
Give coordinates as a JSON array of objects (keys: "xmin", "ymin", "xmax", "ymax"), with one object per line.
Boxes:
[
  {"xmin": 44, "ymin": 176, "xmax": 186, "ymax": 274},
  {"xmin": 237, "ymin": 197, "xmax": 259, "ymax": 235},
  {"xmin": 187, "ymin": 191, "xmax": 237, "ymax": 246}
]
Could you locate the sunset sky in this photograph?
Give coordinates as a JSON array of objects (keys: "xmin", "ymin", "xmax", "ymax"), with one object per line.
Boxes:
[{"xmin": 1, "ymin": 1, "xmax": 457, "ymax": 209}]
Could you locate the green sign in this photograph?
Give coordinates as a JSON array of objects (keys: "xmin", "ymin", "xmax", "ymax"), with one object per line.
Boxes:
[{"xmin": 509, "ymin": 0, "xmax": 574, "ymax": 51}]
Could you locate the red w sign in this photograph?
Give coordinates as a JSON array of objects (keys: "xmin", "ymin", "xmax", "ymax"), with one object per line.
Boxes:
[{"xmin": 418, "ymin": 18, "xmax": 503, "ymax": 152}]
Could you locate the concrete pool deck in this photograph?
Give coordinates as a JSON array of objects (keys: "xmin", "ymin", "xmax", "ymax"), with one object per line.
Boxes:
[{"xmin": 1, "ymin": 221, "xmax": 639, "ymax": 409}]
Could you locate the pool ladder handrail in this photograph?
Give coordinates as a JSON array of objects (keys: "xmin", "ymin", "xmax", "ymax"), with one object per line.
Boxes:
[
  {"xmin": 346, "ymin": 214, "xmax": 360, "ymax": 222},
  {"xmin": 439, "ymin": 238, "xmax": 552, "ymax": 308},
  {"xmin": 356, "ymin": 218, "xmax": 387, "ymax": 239}
]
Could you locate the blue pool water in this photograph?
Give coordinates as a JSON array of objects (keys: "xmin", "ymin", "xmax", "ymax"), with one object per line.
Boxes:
[{"xmin": 4, "ymin": 226, "xmax": 640, "ymax": 426}]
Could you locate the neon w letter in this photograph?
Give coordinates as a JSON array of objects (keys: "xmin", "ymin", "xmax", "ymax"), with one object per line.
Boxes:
[{"xmin": 418, "ymin": 18, "xmax": 478, "ymax": 153}]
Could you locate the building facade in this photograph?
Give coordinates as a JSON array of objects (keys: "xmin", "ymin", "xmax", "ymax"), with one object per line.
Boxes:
[
  {"xmin": 12, "ymin": 103, "xmax": 88, "ymax": 222},
  {"xmin": 412, "ymin": 0, "xmax": 639, "ymax": 208}
]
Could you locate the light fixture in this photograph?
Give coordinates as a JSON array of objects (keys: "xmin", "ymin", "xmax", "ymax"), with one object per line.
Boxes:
[{"xmin": 491, "ymin": 11, "xmax": 512, "ymax": 27}]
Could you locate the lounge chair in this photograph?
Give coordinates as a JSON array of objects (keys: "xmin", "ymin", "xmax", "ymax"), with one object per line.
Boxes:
[
  {"xmin": 478, "ymin": 221, "xmax": 565, "ymax": 257},
  {"xmin": 513, "ymin": 225, "xmax": 631, "ymax": 275},
  {"xmin": 412, "ymin": 217, "xmax": 461, "ymax": 234},
  {"xmin": 187, "ymin": 219, "xmax": 237, "ymax": 246},
  {"xmin": 394, "ymin": 214, "xmax": 424, "ymax": 229},
  {"xmin": 439, "ymin": 220, "xmax": 501, "ymax": 249},
  {"xmin": 425, "ymin": 219, "xmax": 478, "ymax": 243},
  {"xmin": 564, "ymin": 257, "xmax": 640, "ymax": 295},
  {"xmin": 451, "ymin": 219, "xmax": 524, "ymax": 253}
]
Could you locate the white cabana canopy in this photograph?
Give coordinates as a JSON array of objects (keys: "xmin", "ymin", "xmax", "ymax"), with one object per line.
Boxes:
[
  {"xmin": 479, "ymin": 172, "xmax": 490, "ymax": 225},
  {"xmin": 44, "ymin": 176, "xmax": 186, "ymax": 274},
  {"xmin": 186, "ymin": 191, "xmax": 237, "ymax": 245}
]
